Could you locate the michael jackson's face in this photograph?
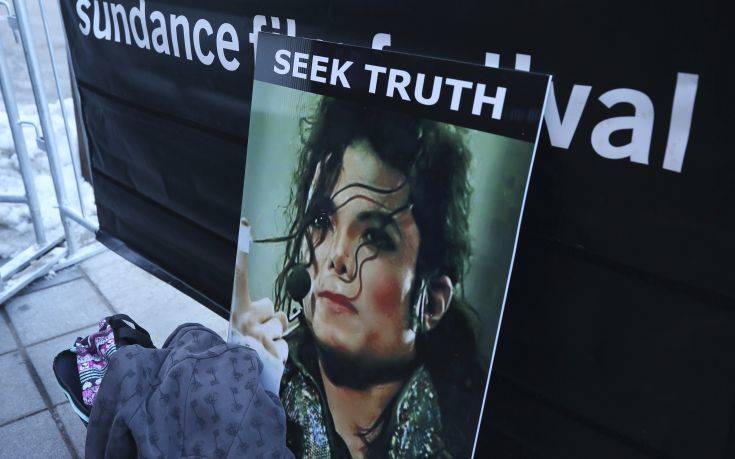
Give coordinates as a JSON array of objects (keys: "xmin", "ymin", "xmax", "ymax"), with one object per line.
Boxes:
[{"xmin": 304, "ymin": 141, "xmax": 421, "ymax": 367}]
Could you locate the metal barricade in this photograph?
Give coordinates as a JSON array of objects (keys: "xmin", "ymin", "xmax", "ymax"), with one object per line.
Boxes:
[{"xmin": 0, "ymin": 0, "xmax": 102, "ymax": 303}]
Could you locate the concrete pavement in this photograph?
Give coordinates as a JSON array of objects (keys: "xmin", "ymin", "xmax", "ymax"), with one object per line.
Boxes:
[{"xmin": 0, "ymin": 248, "xmax": 227, "ymax": 458}]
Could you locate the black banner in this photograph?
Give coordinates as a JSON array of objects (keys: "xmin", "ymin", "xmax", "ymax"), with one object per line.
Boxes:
[{"xmin": 60, "ymin": 0, "xmax": 735, "ymax": 457}]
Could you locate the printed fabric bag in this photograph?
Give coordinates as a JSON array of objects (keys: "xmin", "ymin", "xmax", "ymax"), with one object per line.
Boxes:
[{"xmin": 53, "ymin": 314, "xmax": 154, "ymax": 424}]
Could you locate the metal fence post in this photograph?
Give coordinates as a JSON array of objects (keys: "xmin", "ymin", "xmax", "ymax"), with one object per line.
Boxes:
[
  {"xmin": 37, "ymin": 0, "xmax": 86, "ymax": 218},
  {"xmin": 11, "ymin": 0, "xmax": 77, "ymax": 254},
  {"xmin": 0, "ymin": 34, "xmax": 45, "ymax": 245}
]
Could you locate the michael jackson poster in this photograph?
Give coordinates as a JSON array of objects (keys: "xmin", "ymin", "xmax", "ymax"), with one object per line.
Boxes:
[{"xmin": 228, "ymin": 33, "xmax": 550, "ymax": 458}]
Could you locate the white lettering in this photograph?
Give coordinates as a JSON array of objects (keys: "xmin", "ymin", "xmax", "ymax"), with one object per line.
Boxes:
[
  {"xmin": 75, "ymin": 1, "xmax": 243, "ymax": 71},
  {"xmin": 248, "ymin": 15, "xmax": 267, "ymax": 61},
  {"xmin": 364, "ymin": 64, "xmax": 386, "ymax": 94},
  {"xmin": 372, "ymin": 33, "xmax": 391, "ymax": 50},
  {"xmin": 483, "ymin": 52, "xmax": 532, "ymax": 71},
  {"xmin": 192, "ymin": 19, "xmax": 214, "ymax": 65},
  {"xmin": 387, "ymin": 69, "xmax": 411, "ymax": 101},
  {"xmin": 445, "ymin": 78, "xmax": 473, "ymax": 111},
  {"xmin": 170, "ymin": 14, "xmax": 191, "ymax": 60},
  {"xmin": 544, "ymin": 84, "xmax": 592, "ymax": 149},
  {"xmin": 310, "ymin": 55, "xmax": 328, "ymax": 83},
  {"xmin": 109, "ymin": 3, "xmax": 131, "ymax": 44},
  {"xmin": 149, "ymin": 10, "xmax": 169, "ymax": 55},
  {"xmin": 330, "ymin": 59, "xmax": 352, "ymax": 88},
  {"xmin": 92, "ymin": 0, "xmax": 111, "ymax": 40},
  {"xmin": 472, "ymin": 84, "xmax": 506, "ymax": 119},
  {"xmin": 292, "ymin": 52, "xmax": 308, "ymax": 79},
  {"xmin": 414, "ymin": 74, "xmax": 443, "ymax": 106},
  {"xmin": 591, "ymin": 88, "xmax": 654, "ymax": 164},
  {"xmin": 76, "ymin": 0, "xmax": 91, "ymax": 35},
  {"xmin": 216, "ymin": 23, "xmax": 240, "ymax": 72},
  {"xmin": 484, "ymin": 52, "xmax": 500, "ymax": 68},
  {"xmin": 515, "ymin": 54, "xmax": 531, "ymax": 71},
  {"xmin": 129, "ymin": 0, "xmax": 149, "ymax": 49},
  {"xmin": 663, "ymin": 73, "xmax": 699, "ymax": 173},
  {"xmin": 248, "ymin": 16, "xmax": 296, "ymax": 63},
  {"xmin": 273, "ymin": 49, "xmax": 290, "ymax": 74}
]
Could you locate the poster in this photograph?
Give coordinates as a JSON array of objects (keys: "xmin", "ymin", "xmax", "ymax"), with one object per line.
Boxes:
[{"xmin": 227, "ymin": 33, "xmax": 549, "ymax": 457}]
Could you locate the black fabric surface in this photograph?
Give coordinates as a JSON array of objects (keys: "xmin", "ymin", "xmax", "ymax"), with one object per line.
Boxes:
[{"xmin": 59, "ymin": 0, "xmax": 734, "ymax": 456}]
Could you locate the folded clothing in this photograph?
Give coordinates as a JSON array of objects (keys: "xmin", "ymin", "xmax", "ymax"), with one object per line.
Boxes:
[{"xmin": 86, "ymin": 323, "xmax": 293, "ymax": 458}]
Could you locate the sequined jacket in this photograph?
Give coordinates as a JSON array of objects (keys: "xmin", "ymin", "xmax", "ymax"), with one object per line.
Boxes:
[{"xmin": 280, "ymin": 327, "xmax": 452, "ymax": 458}]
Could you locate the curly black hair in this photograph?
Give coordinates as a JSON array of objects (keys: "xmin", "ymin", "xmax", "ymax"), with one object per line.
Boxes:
[{"xmin": 273, "ymin": 96, "xmax": 473, "ymax": 314}]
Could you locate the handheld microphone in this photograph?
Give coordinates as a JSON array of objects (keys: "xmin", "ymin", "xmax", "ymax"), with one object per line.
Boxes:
[{"xmin": 286, "ymin": 265, "xmax": 311, "ymax": 305}]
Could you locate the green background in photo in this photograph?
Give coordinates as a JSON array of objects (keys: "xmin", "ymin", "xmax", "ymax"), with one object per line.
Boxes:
[{"xmin": 238, "ymin": 80, "xmax": 534, "ymax": 364}]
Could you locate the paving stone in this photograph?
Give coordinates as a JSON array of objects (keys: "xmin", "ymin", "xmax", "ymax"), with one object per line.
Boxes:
[
  {"xmin": 0, "ymin": 318, "xmax": 16, "ymax": 355},
  {"xmin": 27, "ymin": 330, "xmax": 97, "ymax": 405},
  {"xmin": 0, "ymin": 351, "xmax": 45, "ymax": 425},
  {"xmin": 20, "ymin": 266, "xmax": 83, "ymax": 295},
  {"xmin": 0, "ymin": 410, "xmax": 72, "ymax": 459},
  {"xmin": 5, "ymin": 278, "xmax": 111, "ymax": 345},
  {"xmin": 81, "ymin": 250, "xmax": 227, "ymax": 346},
  {"xmin": 56, "ymin": 402, "xmax": 87, "ymax": 457}
]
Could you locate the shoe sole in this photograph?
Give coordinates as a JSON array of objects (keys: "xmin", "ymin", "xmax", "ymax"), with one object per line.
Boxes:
[
  {"xmin": 52, "ymin": 351, "xmax": 90, "ymax": 426},
  {"xmin": 58, "ymin": 383, "xmax": 90, "ymax": 425}
]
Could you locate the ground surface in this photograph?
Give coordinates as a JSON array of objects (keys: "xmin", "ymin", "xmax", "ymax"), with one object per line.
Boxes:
[{"xmin": 0, "ymin": 249, "xmax": 227, "ymax": 458}]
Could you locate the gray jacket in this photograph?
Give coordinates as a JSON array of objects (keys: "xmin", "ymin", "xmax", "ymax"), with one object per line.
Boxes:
[{"xmin": 85, "ymin": 323, "xmax": 293, "ymax": 458}]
